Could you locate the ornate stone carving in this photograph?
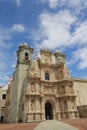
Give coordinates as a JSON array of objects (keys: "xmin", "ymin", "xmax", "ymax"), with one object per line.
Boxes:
[
  {"xmin": 57, "ymin": 56, "xmax": 64, "ymax": 63},
  {"xmin": 31, "ymin": 99, "xmax": 35, "ymax": 111},
  {"xmin": 44, "ymin": 86, "xmax": 55, "ymax": 94},
  {"xmin": 31, "ymin": 83, "xmax": 35, "ymax": 92}
]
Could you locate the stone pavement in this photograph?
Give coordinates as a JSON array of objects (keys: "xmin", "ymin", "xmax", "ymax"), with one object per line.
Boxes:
[
  {"xmin": 62, "ymin": 118, "xmax": 87, "ymax": 130},
  {"xmin": 0, "ymin": 122, "xmax": 38, "ymax": 130},
  {"xmin": 0, "ymin": 118, "xmax": 87, "ymax": 130},
  {"xmin": 34, "ymin": 120, "xmax": 79, "ymax": 130}
]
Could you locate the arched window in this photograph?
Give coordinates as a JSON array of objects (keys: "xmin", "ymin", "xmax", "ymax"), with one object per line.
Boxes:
[
  {"xmin": 45, "ymin": 73, "xmax": 50, "ymax": 80},
  {"xmin": 2, "ymin": 93, "xmax": 6, "ymax": 100},
  {"xmin": 1, "ymin": 116, "xmax": 4, "ymax": 122},
  {"xmin": 25, "ymin": 52, "xmax": 28, "ymax": 60}
]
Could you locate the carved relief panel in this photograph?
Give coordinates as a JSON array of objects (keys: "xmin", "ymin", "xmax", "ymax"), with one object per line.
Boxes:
[{"xmin": 44, "ymin": 86, "xmax": 55, "ymax": 95}]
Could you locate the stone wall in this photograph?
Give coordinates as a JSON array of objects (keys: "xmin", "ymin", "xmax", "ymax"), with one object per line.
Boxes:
[
  {"xmin": 77, "ymin": 105, "xmax": 87, "ymax": 118},
  {"xmin": 73, "ymin": 79, "xmax": 87, "ymax": 107}
]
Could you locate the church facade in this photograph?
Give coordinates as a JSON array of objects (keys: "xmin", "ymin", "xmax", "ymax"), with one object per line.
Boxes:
[{"xmin": 5, "ymin": 43, "xmax": 87, "ymax": 123}]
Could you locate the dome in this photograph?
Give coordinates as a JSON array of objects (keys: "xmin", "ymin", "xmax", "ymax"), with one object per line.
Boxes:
[{"xmin": 23, "ymin": 42, "xmax": 28, "ymax": 46}]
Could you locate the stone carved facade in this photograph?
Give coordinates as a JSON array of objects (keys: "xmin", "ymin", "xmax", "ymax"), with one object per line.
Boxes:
[
  {"xmin": 6, "ymin": 43, "xmax": 87, "ymax": 123},
  {"xmin": 0, "ymin": 86, "xmax": 7, "ymax": 122}
]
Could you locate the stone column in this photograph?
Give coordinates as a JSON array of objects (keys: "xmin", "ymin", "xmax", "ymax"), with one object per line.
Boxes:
[
  {"xmin": 63, "ymin": 64, "xmax": 67, "ymax": 79},
  {"xmin": 41, "ymin": 97, "xmax": 45, "ymax": 120},
  {"xmin": 57, "ymin": 98, "xmax": 61, "ymax": 119}
]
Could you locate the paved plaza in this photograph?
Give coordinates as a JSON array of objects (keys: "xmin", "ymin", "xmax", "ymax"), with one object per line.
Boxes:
[
  {"xmin": 34, "ymin": 120, "xmax": 79, "ymax": 130},
  {"xmin": 0, "ymin": 118, "xmax": 87, "ymax": 130}
]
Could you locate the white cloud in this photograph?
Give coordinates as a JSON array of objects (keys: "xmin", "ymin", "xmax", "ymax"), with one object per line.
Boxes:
[
  {"xmin": 0, "ymin": 28, "xmax": 11, "ymax": 41},
  {"xmin": 0, "ymin": 27, "xmax": 12, "ymax": 49},
  {"xmin": 0, "ymin": 53, "xmax": 11, "ymax": 85},
  {"xmin": 39, "ymin": 0, "xmax": 87, "ymax": 14},
  {"xmin": 34, "ymin": 10, "xmax": 77, "ymax": 49},
  {"xmin": 11, "ymin": 24, "xmax": 25, "ymax": 32},
  {"xmin": 34, "ymin": 9, "xmax": 87, "ymax": 50},
  {"xmin": 48, "ymin": 0, "xmax": 58, "ymax": 8},
  {"xmin": 73, "ymin": 48, "xmax": 87, "ymax": 69},
  {"xmin": 15, "ymin": 0, "xmax": 21, "ymax": 7},
  {"xmin": 33, "ymin": 8, "xmax": 87, "ymax": 70},
  {"xmin": 0, "ymin": 23, "xmax": 26, "ymax": 85},
  {"xmin": 71, "ymin": 22, "xmax": 87, "ymax": 46},
  {"xmin": 0, "ymin": 26, "xmax": 14, "ymax": 85},
  {"xmin": 0, "ymin": 74, "xmax": 9, "ymax": 86},
  {"xmin": 0, "ymin": 48, "xmax": 16, "ymax": 85},
  {"xmin": 41, "ymin": 0, "xmax": 58, "ymax": 8}
]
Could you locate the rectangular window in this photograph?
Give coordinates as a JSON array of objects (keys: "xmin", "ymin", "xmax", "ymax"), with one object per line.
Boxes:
[{"xmin": 45, "ymin": 73, "xmax": 50, "ymax": 80}]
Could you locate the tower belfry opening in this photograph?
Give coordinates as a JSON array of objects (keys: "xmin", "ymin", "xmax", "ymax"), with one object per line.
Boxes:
[
  {"xmin": 25, "ymin": 52, "xmax": 28, "ymax": 60},
  {"xmin": 45, "ymin": 102, "xmax": 53, "ymax": 120}
]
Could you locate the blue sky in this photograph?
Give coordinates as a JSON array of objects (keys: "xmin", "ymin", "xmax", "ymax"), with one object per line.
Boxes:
[{"xmin": 0, "ymin": 0, "xmax": 87, "ymax": 85}]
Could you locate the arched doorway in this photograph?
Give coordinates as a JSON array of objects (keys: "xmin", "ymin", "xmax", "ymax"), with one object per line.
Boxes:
[
  {"xmin": 45, "ymin": 102, "xmax": 53, "ymax": 120},
  {"xmin": 1, "ymin": 116, "xmax": 4, "ymax": 122}
]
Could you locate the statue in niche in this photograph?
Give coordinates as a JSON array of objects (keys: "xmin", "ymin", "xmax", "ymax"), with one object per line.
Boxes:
[
  {"xmin": 31, "ymin": 83, "xmax": 35, "ymax": 92},
  {"xmin": 31, "ymin": 99, "xmax": 35, "ymax": 111},
  {"xmin": 71, "ymin": 100, "xmax": 75, "ymax": 109},
  {"xmin": 57, "ymin": 56, "xmax": 64, "ymax": 63}
]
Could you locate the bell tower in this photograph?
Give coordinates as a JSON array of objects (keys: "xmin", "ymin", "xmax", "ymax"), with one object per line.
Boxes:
[
  {"xmin": 9, "ymin": 42, "xmax": 34, "ymax": 123},
  {"xmin": 17, "ymin": 42, "xmax": 33, "ymax": 64}
]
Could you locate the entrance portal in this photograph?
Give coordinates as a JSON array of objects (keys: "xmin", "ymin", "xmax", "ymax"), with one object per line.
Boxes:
[
  {"xmin": 1, "ymin": 116, "xmax": 4, "ymax": 122},
  {"xmin": 45, "ymin": 102, "xmax": 53, "ymax": 120}
]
